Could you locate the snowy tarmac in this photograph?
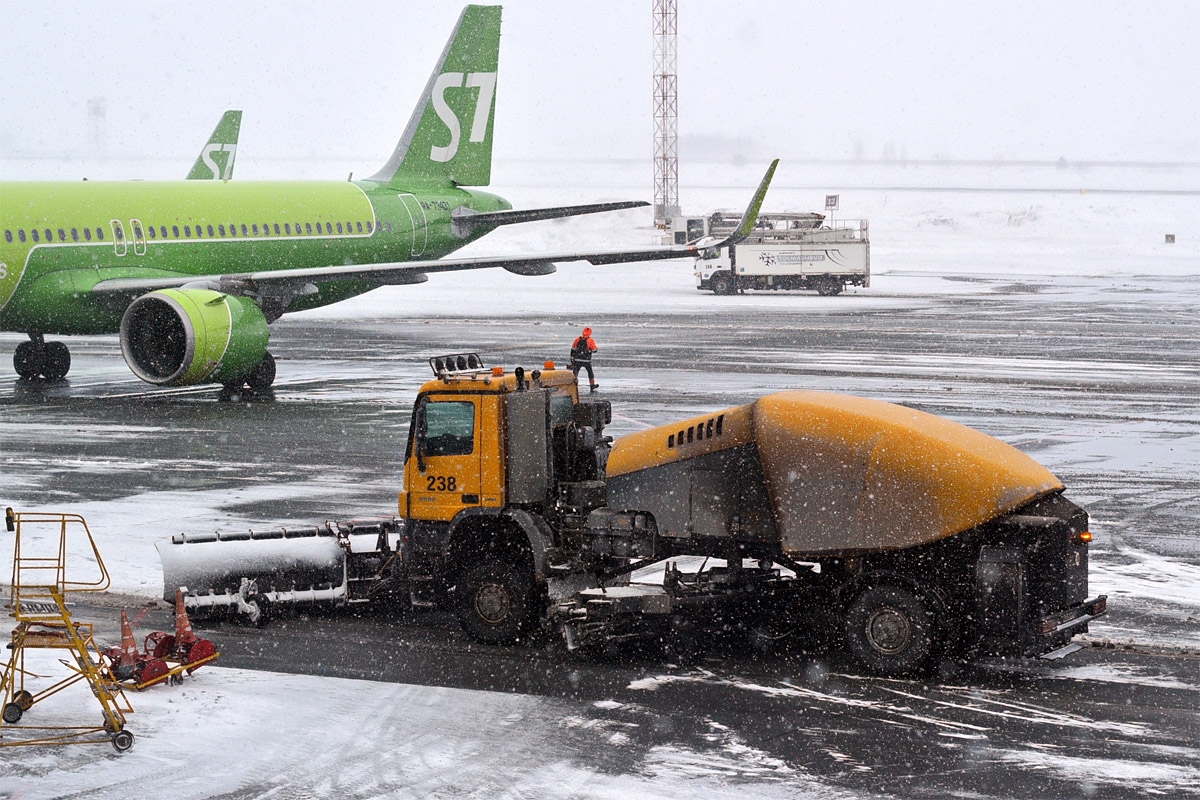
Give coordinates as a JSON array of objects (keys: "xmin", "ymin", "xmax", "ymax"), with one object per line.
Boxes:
[{"xmin": 1, "ymin": 161, "xmax": 1198, "ymax": 798}]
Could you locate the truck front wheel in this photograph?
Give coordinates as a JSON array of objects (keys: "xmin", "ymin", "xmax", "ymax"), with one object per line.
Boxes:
[
  {"xmin": 709, "ymin": 273, "xmax": 734, "ymax": 295},
  {"xmin": 455, "ymin": 561, "xmax": 537, "ymax": 645},
  {"xmin": 844, "ymin": 585, "xmax": 936, "ymax": 676}
]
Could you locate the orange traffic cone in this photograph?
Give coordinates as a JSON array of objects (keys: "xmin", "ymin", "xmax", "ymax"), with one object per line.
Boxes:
[
  {"xmin": 171, "ymin": 589, "xmax": 217, "ymax": 673},
  {"xmin": 173, "ymin": 589, "xmax": 198, "ymax": 647},
  {"xmin": 118, "ymin": 610, "xmax": 139, "ymax": 667}
]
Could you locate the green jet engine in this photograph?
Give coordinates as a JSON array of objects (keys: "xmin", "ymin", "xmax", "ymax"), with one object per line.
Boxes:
[{"xmin": 119, "ymin": 288, "xmax": 269, "ymax": 387}]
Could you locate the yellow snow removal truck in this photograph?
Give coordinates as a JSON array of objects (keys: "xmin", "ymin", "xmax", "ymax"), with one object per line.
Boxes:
[{"xmin": 158, "ymin": 354, "xmax": 1106, "ymax": 675}]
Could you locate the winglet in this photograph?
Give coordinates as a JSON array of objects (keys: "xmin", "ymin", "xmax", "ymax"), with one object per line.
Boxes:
[{"xmin": 727, "ymin": 158, "xmax": 778, "ymax": 243}]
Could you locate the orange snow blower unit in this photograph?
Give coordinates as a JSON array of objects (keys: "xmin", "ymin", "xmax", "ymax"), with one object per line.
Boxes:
[
  {"xmin": 143, "ymin": 591, "xmax": 219, "ymax": 683},
  {"xmin": 101, "ymin": 611, "xmax": 170, "ymax": 690}
]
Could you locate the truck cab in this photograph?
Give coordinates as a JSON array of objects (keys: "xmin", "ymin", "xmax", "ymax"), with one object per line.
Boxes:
[
  {"xmin": 398, "ymin": 354, "xmax": 611, "ymax": 643},
  {"xmin": 399, "ymin": 354, "xmax": 587, "ymax": 520}
]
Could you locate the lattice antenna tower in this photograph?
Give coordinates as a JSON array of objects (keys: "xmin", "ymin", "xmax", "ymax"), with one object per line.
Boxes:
[{"xmin": 652, "ymin": 0, "xmax": 679, "ymax": 226}]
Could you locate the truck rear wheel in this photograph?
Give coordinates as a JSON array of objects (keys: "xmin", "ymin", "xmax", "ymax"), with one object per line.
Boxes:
[
  {"xmin": 455, "ymin": 560, "xmax": 537, "ymax": 645},
  {"xmin": 815, "ymin": 277, "xmax": 844, "ymax": 296},
  {"xmin": 844, "ymin": 584, "xmax": 936, "ymax": 676}
]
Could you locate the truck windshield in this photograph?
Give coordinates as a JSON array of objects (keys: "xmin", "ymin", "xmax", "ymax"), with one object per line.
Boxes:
[{"xmin": 422, "ymin": 400, "xmax": 475, "ymax": 456}]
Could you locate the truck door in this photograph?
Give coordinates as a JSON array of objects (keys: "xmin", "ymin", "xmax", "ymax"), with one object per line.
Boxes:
[{"xmin": 408, "ymin": 395, "xmax": 482, "ymax": 522}]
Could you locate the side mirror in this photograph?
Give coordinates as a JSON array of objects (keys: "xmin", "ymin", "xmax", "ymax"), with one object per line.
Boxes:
[{"xmin": 415, "ymin": 407, "xmax": 427, "ymax": 473}]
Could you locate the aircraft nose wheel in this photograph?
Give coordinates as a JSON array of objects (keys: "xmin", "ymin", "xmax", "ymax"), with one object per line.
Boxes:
[{"xmin": 13, "ymin": 337, "xmax": 71, "ymax": 380}]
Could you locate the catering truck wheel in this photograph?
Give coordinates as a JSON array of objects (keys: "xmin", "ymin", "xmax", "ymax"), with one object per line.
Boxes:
[
  {"xmin": 709, "ymin": 272, "xmax": 733, "ymax": 296},
  {"xmin": 456, "ymin": 560, "xmax": 536, "ymax": 645},
  {"xmin": 844, "ymin": 584, "xmax": 937, "ymax": 676}
]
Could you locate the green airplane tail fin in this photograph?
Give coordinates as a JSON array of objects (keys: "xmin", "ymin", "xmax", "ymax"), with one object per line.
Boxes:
[
  {"xmin": 186, "ymin": 110, "xmax": 242, "ymax": 180},
  {"xmin": 368, "ymin": 5, "xmax": 502, "ymax": 188}
]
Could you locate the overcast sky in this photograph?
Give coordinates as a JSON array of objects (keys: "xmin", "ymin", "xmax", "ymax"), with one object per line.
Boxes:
[{"xmin": 2, "ymin": 1, "xmax": 1198, "ymax": 167}]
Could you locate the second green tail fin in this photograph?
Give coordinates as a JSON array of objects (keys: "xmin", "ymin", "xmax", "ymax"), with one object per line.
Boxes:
[
  {"xmin": 368, "ymin": 5, "xmax": 501, "ymax": 188},
  {"xmin": 186, "ymin": 110, "xmax": 242, "ymax": 180}
]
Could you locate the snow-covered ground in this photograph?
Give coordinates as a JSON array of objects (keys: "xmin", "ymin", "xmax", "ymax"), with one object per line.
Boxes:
[
  {"xmin": 1, "ymin": 652, "xmax": 850, "ymax": 800},
  {"xmin": 2, "ymin": 158, "xmax": 1198, "ymax": 797}
]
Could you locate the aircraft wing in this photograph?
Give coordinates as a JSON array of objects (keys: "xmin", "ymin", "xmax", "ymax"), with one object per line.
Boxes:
[
  {"xmin": 450, "ymin": 200, "xmax": 647, "ymax": 236},
  {"xmin": 94, "ymin": 160, "xmax": 777, "ymax": 301}
]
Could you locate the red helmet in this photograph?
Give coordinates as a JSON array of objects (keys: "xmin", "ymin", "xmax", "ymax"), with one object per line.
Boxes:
[{"xmin": 582, "ymin": 327, "xmax": 592, "ymax": 336}]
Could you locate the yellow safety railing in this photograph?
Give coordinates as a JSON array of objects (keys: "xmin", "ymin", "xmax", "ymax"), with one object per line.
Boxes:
[{"xmin": 2, "ymin": 508, "xmax": 134, "ymax": 752}]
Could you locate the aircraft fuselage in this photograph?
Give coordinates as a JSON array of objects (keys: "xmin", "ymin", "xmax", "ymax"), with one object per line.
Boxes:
[{"xmin": 0, "ymin": 179, "xmax": 509, "ymax": 334}]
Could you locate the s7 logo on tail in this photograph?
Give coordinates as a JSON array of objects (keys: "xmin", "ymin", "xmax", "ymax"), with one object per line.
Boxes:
[
  {"xmin": 200, "ymin": 143, "xmax": 237, "ymax": 180},
  {"xmin": 430, "ymin": 71, "xmax": 497, "ymax": 163}
]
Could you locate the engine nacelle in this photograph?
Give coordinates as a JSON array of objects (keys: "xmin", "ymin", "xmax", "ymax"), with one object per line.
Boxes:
[{"xmin": 120, "ymin": 289, "xmax": 269, "ymax": 386}]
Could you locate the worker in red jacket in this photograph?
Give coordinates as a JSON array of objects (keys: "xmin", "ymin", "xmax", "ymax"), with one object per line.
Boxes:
[{"xmin": 570, "ymin": 327, "xmax": 599, "ymax": 391}]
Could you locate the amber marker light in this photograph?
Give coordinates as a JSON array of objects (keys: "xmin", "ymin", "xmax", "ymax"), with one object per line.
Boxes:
[
  {"xmin": 1079, "ymin": 531, "xmax": 1093, "ymax": 542},
  {"xmin": 544, "ymin": 361, "xmax": 555, "ymax": 369},
  {"xmin": 492, "ymin": 367, "xmax": 504, "ymax": 376}
]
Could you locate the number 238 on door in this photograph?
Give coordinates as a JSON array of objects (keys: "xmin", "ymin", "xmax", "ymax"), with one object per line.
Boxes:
[{"xmin": 426, "ymin": 475, "xmax": 458, "ymax": 492}]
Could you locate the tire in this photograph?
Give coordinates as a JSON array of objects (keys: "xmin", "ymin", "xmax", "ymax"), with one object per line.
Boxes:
[
  {"xmin": 662, "ymin": 616, "xmax": 703, "ymax": 667},
  {"xmin": 14, "ymin": 689, "xmax": 33, "ymax": 711},
  {"xmin": 110, "ymin": 729, "xmax": 135, "ymax": 753},
  {"xmin": 815, "ymin": 277, "xmax": 844, "ymax": 297},
  {"xmin": 709, "ymin": 273, "xmax": 732, "ymax": 296},
  {"xmin": 246, "ymin": 352, "xmax": 276, "ymax": 392},
  {"xmin": 218, "ymin": 382, "xmax": 244, "ymax": 402},
  {"xmin": 3, "ymin": 702, "xmax": 23, "ymax": 723},
  {"xmin": 844, "ymin": 584, "xmax": 937, "ymax": 676},
  {"xmin": 42, "ymin": 341, "xmax": 71, "ymax": 380},
  {"xmin": 13, "ymin": 341, "xmax": 41, "ymax": 379},
  {"xmin": 455, "ymin": 560, "xmax": 537, "ymax": 645}
]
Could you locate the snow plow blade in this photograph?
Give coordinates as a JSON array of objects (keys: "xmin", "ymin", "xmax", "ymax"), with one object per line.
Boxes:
[{"xmin": 157, "ymin": 519, "xmax": 403, "ymax": 619}]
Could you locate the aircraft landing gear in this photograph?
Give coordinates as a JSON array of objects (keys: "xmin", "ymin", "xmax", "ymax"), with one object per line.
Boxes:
[
  {"xmin": 245, "ymin": 352, "xmax": 276, "ymax": 393},
  {"xmin": 218, "ymin": 352, "xmax": 276, "ymax": 402},
  {"xmin": 13, "ymin": 334, "xmax": 71, "ymax": 380}
]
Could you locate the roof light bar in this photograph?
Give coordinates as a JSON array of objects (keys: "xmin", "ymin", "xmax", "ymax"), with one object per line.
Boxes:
[{"xmin": 429, "ymin": 352, "xmax": 485, "ymax": 377}]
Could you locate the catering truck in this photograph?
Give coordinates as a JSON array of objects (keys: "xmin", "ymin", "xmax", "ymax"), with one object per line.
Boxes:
[
  {"xmin": 160, "ymin": 354, "xmax": 1105, "ymax": 676},
  {"xmin": 671, "ymin": 211, "xmax": 870, "ymax": 296}
]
